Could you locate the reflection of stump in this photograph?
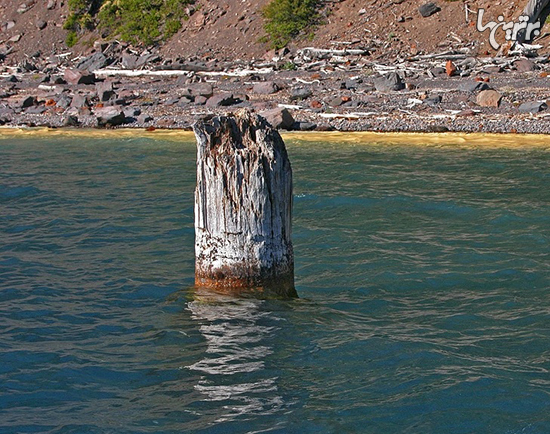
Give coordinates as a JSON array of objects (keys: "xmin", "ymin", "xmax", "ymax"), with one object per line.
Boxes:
[{"xmin": 192, "ymin": 110, "xmax": 296, "ymax": 297}]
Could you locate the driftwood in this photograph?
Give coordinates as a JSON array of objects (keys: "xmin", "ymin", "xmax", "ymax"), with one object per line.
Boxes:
[{"xmin": 193, "ymin": 110, "xmax": 296, "ymax": 297}]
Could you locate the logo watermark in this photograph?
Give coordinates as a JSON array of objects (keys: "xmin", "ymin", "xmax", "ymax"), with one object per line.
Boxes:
[{"xmin": 476, "ymin": 8, "xmax": 541, "ymax": 50}]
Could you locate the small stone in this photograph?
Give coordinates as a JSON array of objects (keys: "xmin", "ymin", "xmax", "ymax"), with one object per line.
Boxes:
[
  {"xmin": 513, "ymin": 59, "xmax": 536, "ymax": 72},
  {"xmin": 253, "ymin": 81, "xmax": 279, "ymax": 95},
  {"xmin": 47, "ymin": 0, "xmax": 56, "ymax": 9},
  {"xmin": 17, "ymin": 3, "xmax": 32, "ymax": 14},
  {"xmin": 429, "ymin": 67, "xmax": 446, "ymax": 76},
  {"xmin": 476, "ymin": 89, "xmax": 502, "ymax": 107},
  {"xmin": 328, "ymin": 96, "xmax": 344, "ymax": 107},
  {"xmin": 446, "ymin": 60, "xmax": 457, "ymax": 77},
  {"xmin": 259, "ymin": 107, "xmax": 294, "ymax": 130},
  {"xmin": 425, "ymin": 95, "xmax": 442, "ymax": 106},
  {"xmin": 290, "ymin": 87, "xmax": 312, "ymax": 101},
  {"xmin": 518, "ymin": 101, "xmax": 547, "ymax": 113},
  {"xmin": 419, "ymin": 2, "xmax": 441, "ymax": 17},
  {"xmin": 36, "ymin": 20, "xmax": 47, "ymax": 30},
  {"xmin": 456, "ymin": 109, "xmax": 478, "ymax": 117},
  {"xmin": 458, "ymin": 81, "xmax": 490, "ymax": 92},
  {"xmin": 9, "ymin": 34, "xmax": 22, "ymax": 43},
  {"xmin": 373, "ymin": 72, "xmax": 405, "ymax": 92},
  {"xmin": 310, "ymin": 100, "xmax": 323, "ymax": 109}
]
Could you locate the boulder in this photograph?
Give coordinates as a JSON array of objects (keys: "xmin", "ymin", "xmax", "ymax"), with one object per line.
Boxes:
[
  {"xmin": 96, "ymin": 81, "xmax": 115, "ymax": 102},
  {"xmin": 419, "ymin": 2, "xmax": 441, "ymax": 17},
  {"xmin": 70, "ymin": 94, "xmax": 89, "ymax": 109},
  {"xmin": 205, "ymin": 93, "xmax": 238, "ymax": 107},
  {"xmin": 64, "ymin": 69, "xmax": 96, "ymax": 85},
  {"xmin": 63, "ymin": 115, "xmax": 80, "ymax": 127},
  {"xmin": 8, "ymin": 96, "xmax": 36, "ymax": 109},
  {"xmin": 373, "ymin": 72, "xmax": 405, "ymax": 92},
  {"xmin": 95, "ymin": 106, "xmax": 127, "ymax": 127},
  {"xmin": 187, "ymin": 83, "xmax": 213, "ymax": 98},
  {"xmin": 518, "ymin": 101, "xmax": 547, "ymax": 113},
  {"xmin": 476, "ymin": 90, "xmax": 502, "ymax": 107},
  {"xmin": 259, "ymin": 107, "xmax": 294, "ymax": 130},
  {"xmin": 76, "ymin": 52, "xmax": 112, "ymax": 72},
  {"xmin": 292, "ymin": 121, "xmax": 317, "ymax": 131},
  {"xmin": 253, "ymin": 81, "xmax": 279, "ymax": 94}
]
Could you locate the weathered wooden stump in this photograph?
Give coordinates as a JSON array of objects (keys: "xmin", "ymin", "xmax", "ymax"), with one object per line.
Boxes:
[{"xmin": 192, "ymin": 110, "xmax": 296, "ymax": 297}]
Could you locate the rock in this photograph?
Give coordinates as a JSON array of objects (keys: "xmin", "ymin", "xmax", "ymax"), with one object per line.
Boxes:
[
  {"xmin": 25, "ymin": 106, "xmax": 47, "ymax": 115},
  {"xmin": 513, "ymin": 59, "xmax": 536, "ymax": 72},
  {"xmin": 518, "ymin": 101, "xmax": 547, "ymax": 113},
  {"xmin": 47, "ymin": 0, "xmax": 56, "ymax": 9},
  {"xmin": 427, "ymin": 124, "xmax": 449, "ymax": 132},
  {"xmin": 446, "ymin": 60, "xmax": 457, "ymax": 77},
  {"xmin": 476, "ymin": 90, "xmax": 502, "ymax": 107},
  {"xmin": 205, "ymin": 93, "xmax": 238, "ymax": 107},
  {"xmin": 290, "ymin": 87, "xmax": 312, "ymax": 101},
  {"xmin": 6, "ymin": 75, "xmax": 19, "ymax": 83},
  {"xmin": 56, "ymin": 95, "xmax": 72, "ymax": 109},
  {"xmin": 124, "ymin": 107, "xmax": 141, "ymax": 117},
  {"xmin": 456, "ymin": 109, "xmax": 478, "ymax": 117},
  {"xmin": 70, "ymin": 94, "xmax": 89, "ymax": 108},
  {"xmin": 292, "ymin": 121, "xmax": 317, "ymax": 131},
  {"xmin": 345, "ymin": 79, "xmax": 361, "ymax": 90},
  {"xmin": 9, "ymin": 34, "xmax": 22, "ymax": 43},
  {"xmin": 20, "ymin": 60, "xmax": 37, "ymax": 72},
  {"xmin": 17, "ymin": 3, "xmax": 33, "ymax": 14},
  {"xmin": 458, "ymin": 81, "xmax": 490, "ymax": 92},
  {"xmin": 63, "ymin": 115, "xmax": 80, "ymax": 127},
  {"xmin": 36, "ymin": 20, "xmax": 47, "ymax": 30},
  {"xmin": 419, "ymin": 2, "xmax": 441, "ymax": 17},
  {"xmin": 373, "ymin": 72, "xmax": 405, "ymax": 92},
  {"xmin": 9, "ymin": 96, "xmax": 36, "ymax": 109},
  {"xmin": 95, "ymin": 106, "xmax": 127, "ymax": 127},
  {"xmin": 328, "ymin": 96, "xmax": 344, "ymax": 107},
  {"xmin": 192, "ymin": 95, "xmax": 206, "ymax": 106},
  {"xmin": 137, "ymin": 113, "xmax": 153, "ymax": 123},
  {"xmin": 76, "ymin": 53, "xmax": 112, "ymax": 72},
  {"xmin": 253, "ymin": 81, "xmax": 279, "ymax": 95},
  {"xmin": 64, "ymin": 69, "xmax": 96, "ymax": 85},
  {"xmin": 2, "ymin": 21, "xmax": 16, "ymax": 32},
  {"xmin": 425, "ymin": 95, "xmax": 442, "ymax": 106},
  {"xmin": 96, "ymin": 81, "xmax": 115, "ymax": 102},
  {"xmin": 121, "ymin": 53, "xmax": 139, "ymax": 69},
  {"xmin": 187, "ymin": 83, "xmax": 213, "ymax": 98},
  {"xmin": 259, "ymin": 107, "xmax": 295, "ymax": 130}
]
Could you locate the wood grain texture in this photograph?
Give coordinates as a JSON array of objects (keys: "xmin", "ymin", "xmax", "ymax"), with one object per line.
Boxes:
[{"xmin": 193, "ymin": 110, "xmax": 296, "ymax": 297}]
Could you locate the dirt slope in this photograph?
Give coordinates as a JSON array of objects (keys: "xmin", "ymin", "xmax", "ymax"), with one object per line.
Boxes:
[{"xmin": 0, "ymin": 0, "xmax": 547, "ymax": 65}]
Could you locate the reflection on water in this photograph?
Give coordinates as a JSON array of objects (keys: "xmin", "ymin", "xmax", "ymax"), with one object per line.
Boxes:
[{"xmin": 187, "ymin": 288, "xmax": 285, "ymax": 423}]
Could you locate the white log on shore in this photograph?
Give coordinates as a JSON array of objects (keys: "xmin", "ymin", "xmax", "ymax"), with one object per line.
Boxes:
[{"xmin": 192, "ymin": 110, "xmax": 296, "ymax": 297}]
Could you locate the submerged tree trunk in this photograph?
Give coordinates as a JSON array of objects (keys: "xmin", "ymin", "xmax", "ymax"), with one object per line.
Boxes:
[{"xmin": 192, "ymin": 110, "xmax": 296, "ymax": 297}]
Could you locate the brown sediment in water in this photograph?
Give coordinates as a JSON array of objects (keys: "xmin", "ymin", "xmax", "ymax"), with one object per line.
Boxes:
[{"xmin": 2, "ymin": 128, "xmax": 550, "ymax": 148}]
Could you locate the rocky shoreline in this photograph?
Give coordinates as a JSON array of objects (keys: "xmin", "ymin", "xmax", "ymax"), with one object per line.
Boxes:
[{"xmin": 2, "ymin": 45, "xmax": 550, "ymax": 134}]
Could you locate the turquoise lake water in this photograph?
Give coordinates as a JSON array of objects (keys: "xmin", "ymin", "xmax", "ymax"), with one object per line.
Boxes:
[{"xmin": 1, "ymin": 134, "xmax": 549, "ymax": 433}]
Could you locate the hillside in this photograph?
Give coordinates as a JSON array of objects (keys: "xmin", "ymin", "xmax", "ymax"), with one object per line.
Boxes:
[{"xmin": 1, "ymin": 0, "xmax": 547, "ymax": 66}]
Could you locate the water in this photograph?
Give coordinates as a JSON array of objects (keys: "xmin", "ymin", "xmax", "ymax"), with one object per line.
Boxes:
[{"xmin": 1, "ymin": 133, "xmax": 549, "ymax": 434}]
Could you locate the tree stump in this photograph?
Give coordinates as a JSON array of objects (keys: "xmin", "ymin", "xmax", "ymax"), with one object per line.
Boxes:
[{"xmin": 192, "ymin": 110, "xmax": 296, "ymax": 297}]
